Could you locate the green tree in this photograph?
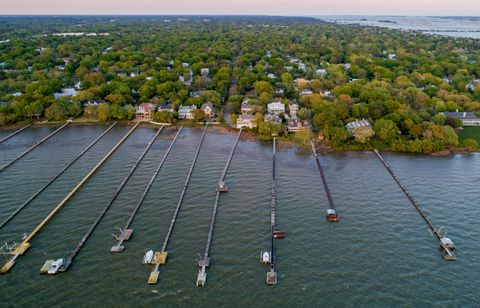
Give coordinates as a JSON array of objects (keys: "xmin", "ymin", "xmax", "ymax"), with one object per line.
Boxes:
[
  {"xmin": 463, "ymin": 138, "xmax": 479, "ymax": 151},
  {"xmin": 154, "ymin": 110, "xmax": 175, "ymax": 124},
  {"xmin": 374, "ymin": 119, "xmax": 398, "ymax": 143},
  {"xmin": 352, "ymin": 126, "xmax": 374, "ymax": 144},
  {"xmin": 98, "ymin": 103, "xmax": 110, "ymax": 121},
  {"xmin": 258, "ymin": 121, "xmax": 280, "ymax": 136}
]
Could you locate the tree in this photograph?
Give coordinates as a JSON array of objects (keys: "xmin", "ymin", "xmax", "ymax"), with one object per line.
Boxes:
[
  {"xmin": 463, "ymin": 138, "xmax": 479, "ymax": 151},
  {"xmin": 352, "ymin": 126, "xmax": 374, "ymax": 144},
  {"xmin": 297, "ymin": 108, "xmax": 312, "ymax": 120},
  {"xmin": 44, "ymin": 103, "xmax": 67, "ymax": 121},
  {"xmin": 192, "ymin": 109, "xmax": 206, "ymax": 121},
  {"xmin": 323, "ymin": 126, "xmax": 348, "ymax": 147},
  {"xmin": 98, "ymin": 103, "xmax": 110, "ymax": 121},
  {"xmin": 154, "ymin": 110, "xmax": 175, "ymax": 124},
  {"xmin": 84, "ymin": 105, "xmax": 98, "ymax": 118},
  {"xmin": 374, "ymin": 119, "xmax": 398, "ymax": 143},
  {"xmin": 293, "ymin": 128, "xmax": 314, "ymax": 146},
  {"xmin": 258, "ymin": 121, "xmax": 280, "ymax": 136},
  {"xmin": 431, "ymin": 113, "xmax": 446, "ymax": 125}
]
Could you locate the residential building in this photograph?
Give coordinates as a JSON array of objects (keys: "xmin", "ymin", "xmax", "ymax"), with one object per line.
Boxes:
[
  {"xmin": 275, "ymin": 88, "xmax": 284, "ymax": 96},
  {"xmin": 388, "ymin": 53, "xmax": 397, "ymax": 60},
  {"xmin": 135, "ymin": 103, "xmax": 156, "ymax": 120},
  {"xmin": 264, "ymin": 114, "xmax": 282, "ymax": 124},
  {"xmin": 288, "ymin": 101, "xmax": 299, "ymax": 118},
  {"xmin": 345, "ymin": 119, "xmax": 371, "ymax": 131},
  {"xmin": 441, "ymin": 112, "xmax": 480, "ymax": 126},
  {"xmin": 316, "ymin": 69, "xmax": 327, "ymax": 77},
  {"xmin": 300, "ymin": 89, "xmax": 313, "ymax": 96},
  {"xmin": 201, "ymin": 102, "xmax": 216, "ymax": 118},
  {"xmin": 54, "ymin": 88, "xmax": 77, "ymax": 100},
  {"xmin": 201, "ymin": 68, "xmax": 210, "ymax": 77},
  {"xmin": 158, "ymin": 103, "xmax": 174, "ymax": 113},
  {"xmin": 237, "ymin": 114, "xmax": 257, "ymax": 129},
  {"xmin": 241, "ymin": 103, "xmax": 255, "ymax": 115},
  {"xmin": 178, "ymin": 105, "xmax": 197, "ymax": 120},
  {"xmin": 267, "ymin": 101, "xmax": 285, "ymax": 115},
  {"xmin": 288, "ymin": 119, "xmax": 311, "ymax": 132}
]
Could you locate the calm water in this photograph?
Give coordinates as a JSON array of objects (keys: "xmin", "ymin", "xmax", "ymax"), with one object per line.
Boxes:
[
  {"xmin": 317, "ymin": 16, "xmax": 480, "ymax": 39},
  {"xmin": 0, "ymin": 124, "xmax": 479, "ymax": 306}
]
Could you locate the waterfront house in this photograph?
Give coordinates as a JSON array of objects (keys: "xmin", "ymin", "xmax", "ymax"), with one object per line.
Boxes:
[
  {"xmin": 158, "ymin": 103, "xmax": 174, "ymax": 113},
  {"xmin": 288, "ymin": 119, "xmax": 311, "ymax": 132},
  {"xmin": 267, "ymin": 101, "xmax": 285, "ymax": 115},
  {"xmin": 345, "ymin": 119, "xmax": 371, "ymax": 131},
  {"xmin": 135, "ymin": 103, "xmax": 156, "ymax": 120},
  {"xmin": 237, "ymin": 114, "xmax": 257, "ymax": 129},
  {"xmin": 241, "ymin": 103, "xmax": 255, "ymax": 115},
  {"xmin": 441, "ymin": 112, "xmax": 480, "ymax": 126},
  {"xmin": 54, "ymin": 88, "xmax": 77, "ymax": 100},
  {"xmin": 201, "ymin": 102, "xmax": 216, "ymax": 118},
  {"xmin": 264, "ymin": 114, "xmax": 282, "ymax": 125},
  {"xmin": 178, "ymin": 105, "xmax": 197, "ymax": 120}
]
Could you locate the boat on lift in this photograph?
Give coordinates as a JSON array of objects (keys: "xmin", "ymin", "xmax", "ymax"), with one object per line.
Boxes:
[
  {"xmin": 143, "ymin": 250, "xmax": 154, "ymax": 264},
  {"xmin": 260, "ymin": 251, "xmax": 270, "ymax": 264},
  {"xmin": 440, "ymin": 237, "xmax": 457, "ymax": 261},
  {"xmin": 326, "ymin": 209, "xmax": 339, "ymax": 222},
  {"xmin": 47, "ymin": 258, "xmax": 64, "ymax": 275}
]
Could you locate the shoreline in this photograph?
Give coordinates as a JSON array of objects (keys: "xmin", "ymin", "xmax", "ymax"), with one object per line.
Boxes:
[{"xmin": 0, "ymin": 120, "xmax": 477, "ymax": 156}]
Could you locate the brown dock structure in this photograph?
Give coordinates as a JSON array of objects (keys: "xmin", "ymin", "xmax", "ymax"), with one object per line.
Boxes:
[
  {"xmin": 311, "ymin": 141, "xmax": 339, "ymax": 222},
  {"xmin": 373, "ymin": 149, "xmax": 457, "ymax": 261},
  {"xmin": 110, "ymin": 126, "xmax": 186, "ymax": 253},
  {"xmin": 196, "ymin": 128, "xmax": 242, "ymax": 287}
]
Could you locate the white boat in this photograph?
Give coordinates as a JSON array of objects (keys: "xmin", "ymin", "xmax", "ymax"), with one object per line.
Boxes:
[
  {"xmin": 47, "ymin": 258, "xmax": 64, "ymax": 275},
  {"xmin": 143, "ymin": 250, "xmax": 154, "ymax": 264},
  {"xmin": 261, "ymin": 251, "xmax": 270, "ymax": 263}
]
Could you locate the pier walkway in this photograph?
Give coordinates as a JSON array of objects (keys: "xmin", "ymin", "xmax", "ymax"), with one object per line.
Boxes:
[
  {"xmin": 0, "ymin": 121, "xmax": 70, "ymax": 173},
  {"xmin": 55, "ymin": 126, "xmax": 164, "ymax": 273},
  {"xmin": 196, "ymin": 128, "xmax": 242, "ymax": 287},
  {"xmin": 143, "ymin": 125, "xmax": 208, "ymax": 284},
  {"xmin": 0, "ymin": 123, "xmax": 140, "ymax": 274},
  {"xmin": 373, "ymin": 149, "xmax": 457, "ymax": 260},
  {"xmin": 0, "ymin": 124, "xmax": 32, "ymax": 145},
  {"xmin": 110, "ymin": 126, "xmax": 186, "ymax": 253},
  {"xmin": 311, "ymin": 142, "xmax": 338, "ymax": 222},
  {"xmin": 0, "ymin": 122, "xmax": 118, "ymax": 230}
]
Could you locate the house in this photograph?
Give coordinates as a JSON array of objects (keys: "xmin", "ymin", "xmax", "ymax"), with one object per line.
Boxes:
[
  {"xmin": 300, "ymin": 89, "xmax": 313, "ymax": 96},
  {"xmin": 288, "ymin": 101, "xmax": 299, "ymax": 118},
  {"xmin": 288, "ymin": 119, "xmax": 311, "ymax": 132},
  {"xmin": 264, "ymin": 114, "xmax": 282, "ymax": 124},
  {"xmin": 201, "ymin": 102, "xmax": 216, "ymax": 118},
  {"xmin": 178, "ymin": 105, "xmax": 197, "ymax": 120},
  {"xmin": 316, "ymin": 69, "xmax": 327, "ymax": 77},
  {"xmin": 241, "ymin": 103, "xmax": 255, "ymax": 115},
  {"xmin": 388, "ymin": 53, "xmax": 397, "ymax": 60},
  {"xmin": 275, "ymin": 88, "xmax": 284, "ymax": 96},
  {"xmin": 135, "ymin": 103, "xmax": 156, "ymax": 120},
  {"xmin": 158, "ymin": 103, "xmax": 174, "ymax": 113},
  {"xmin": 54, "ymin": 88, "xmax": 77, "ymax": 100},
  {"xmin": 267, "ymin": 102, "xmax": 285, "ymax": 115},
  {"xmin": 294, "ymin": 78, "xmax": 310, "ymax": 87},
  {"xmin": 345, "ymin": 119, "xmax": 371, "ymax": 131},
  {"xmin": 441, "ymin": 112, "xmax": 480, "ymax": 126},
  {"xmin": 267, "ymin": 73, "xmax": 277, "ymax": 79},
  {"xmin": 12, "ymin": 92, "xmax": 23, "ymax": 97},
  {"xmin": 237, "ymin": 114, "xmax": 257, "ymax": 129},
  {"xmin": 201, "ymin": 68, "xmax": 210, "ymax": 77}
]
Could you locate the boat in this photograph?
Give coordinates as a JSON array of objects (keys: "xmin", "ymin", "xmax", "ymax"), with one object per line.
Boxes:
[
  {"xmin": 143, "ymin": 250, "xmax": 154, "ymax": 264},
  {"xmin": 217, "ymin": 180, "xmax": 228, "ymax": 192},
  {"xmin": 260, "ymin": 251, "xmax": 270, "ymax": 264},
  {"xmin": 47, "ymin": 258, "xmax": 64, "ymax": 275},
  {"xmin": 440, "ymin": 237, "xmax": 457, "ymax": 260},
  {"xmin": 326, "ymin": 209, "xmax": 339, "ymax": 222}
]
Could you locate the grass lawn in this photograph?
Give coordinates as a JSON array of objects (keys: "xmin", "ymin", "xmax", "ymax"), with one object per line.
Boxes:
[{"xmin": 458, "ymin": 126, "xmax": 480, "ymax": 143}]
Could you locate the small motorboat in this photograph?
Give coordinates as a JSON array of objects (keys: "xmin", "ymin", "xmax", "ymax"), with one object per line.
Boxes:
[
  {"xmin": 326, "ymin": 209, "xmax": 339, "ymax": 222},
  {"xmin": 440, "ymin": 237, "xmax": 457, "ymax": 260},
  {"xmin": 260, "ymin": 251, "xmax": 270, "ymax": 264},
  {"xmin": 47, "ymin": 258, "xmax": 64, "ymax": 275},
  {"xmin": 143, "ymin": 250, "xmax": 154, "ymax": 264},
  {"xmin": 217, "ymin": 181, "xmax": 228, "ymax": 192}
]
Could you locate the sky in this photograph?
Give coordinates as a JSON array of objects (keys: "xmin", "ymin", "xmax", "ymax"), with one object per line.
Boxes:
[{"xmin": 2, "ymin": 0, "xmax": 480, "ymax": 16}]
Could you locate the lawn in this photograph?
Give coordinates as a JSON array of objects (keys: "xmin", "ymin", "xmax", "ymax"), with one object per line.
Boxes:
[{"xmin": 457, "ymin": 126, "xmax": 480, "ymax": 143}]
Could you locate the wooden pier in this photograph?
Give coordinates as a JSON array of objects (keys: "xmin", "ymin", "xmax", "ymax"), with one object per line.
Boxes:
[
  {"xmin": 0, "ymin": 124, "xmax": 32, "ymax": 145},
  {"xmin": 110, "ymin": 126, "xmax": 186, "ymax": 253},
  {"xmin": 51, "ymin": 126, "xmax": 165, "ymax": 273},
  {"xmin": 311, "ymin": 142, "xmax": 339, "ymax": 222},
  {"xmin": 143, "ymin": 125, "xmax": 207, "ymax": 284},
  {"xmin": 373, "ymin": 149, "xmax": 457, "ymax": 261},
  {"xmin": 196, "ymin": 128, "xmax": 242, "ymax": 287},
  {"xmin": 0, "ymin": 122, "xmax": 118, "ymax": 230},
  {"xmin": 0, "ymin": 121, "xmax": 71, "ymax": 173},
  {"xmin": 0, "ymin": 123, "xmax": 140, "ymax": 274}
]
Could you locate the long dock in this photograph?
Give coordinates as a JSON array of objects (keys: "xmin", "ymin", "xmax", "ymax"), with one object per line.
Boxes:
[
  {"xmin": 373, "ymin": 149, "xmax": 457, "ymax": 261},
  {"xmin": 111, "ymin": 125, "xmax": 187, "ymax": 253},
  {"xmin": 143, "ymin": 125, "xmax": 209, "ymax": 284},
  {"xmin": 0, "ymin": 121, "xmax": 70, "ymax": 173},
  {"xmin": 52, "ymin": 126, "xmax": 165, "ymax": 273},
  {"xmin": 0, "ymin": 122, "xmax": 118, "ymax": 230},
  {"xmin": 311, "ymin": 142, "xmax": 339, "ymax": 222},
  {"xmin": 0, "ymin": 124, "xmax": 32, "ymax": 145},
  {"xmin": 195, "ymin": 128, "xmax": 242, "ymax": 287},
  {"xmin": 0, "ymin": 123, "xmax": 140, "ymax": 274}
]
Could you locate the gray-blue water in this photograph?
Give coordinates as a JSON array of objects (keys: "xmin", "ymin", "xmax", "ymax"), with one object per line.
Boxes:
[{"xmin": 0, "ymin": 124, "xmax": 479, "ymax": 306}]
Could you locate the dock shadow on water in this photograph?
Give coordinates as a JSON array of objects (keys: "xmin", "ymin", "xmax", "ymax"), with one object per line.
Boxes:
[{"xmin": 0, "ymin": 125, "xmax": 479, "ymax": 306}]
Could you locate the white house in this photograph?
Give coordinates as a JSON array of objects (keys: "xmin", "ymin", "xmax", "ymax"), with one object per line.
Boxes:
[
  {"xmin": 345, "ymin": 119, "xmax": 371, "ymax": 131},
  {"xmin": 267, "ymin": 102, "xmax": 285, "ymax": 115},
  {"xmin": 178, "ymin": 105, "xmax": 197, "ymax": 119},
  {"xmin": 288, "ymin": 101, "xmax": 299, "ymax": 118},
  {"xmin": 300, "ymin": 89, "xmax": 313, "ymax": 96},
  {"xmin": 388, "ymin": 53, "xmax": 397, "ymax": 60},
  {"xmin": 441, "ymin": 112, "xmax": 480, "ymax": 126},
  {"xmin": 237, "ymin": 114, "xmax": 257, "ymax": 129},
  {"xmin": 54, "ymin": 88, "xmax": 77, "ymax": 100}
]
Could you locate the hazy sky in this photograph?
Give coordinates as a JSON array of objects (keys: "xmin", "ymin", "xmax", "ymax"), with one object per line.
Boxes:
[{"xmin": 3, "ymin": 0, "xmax": 480, "ymax": 16}]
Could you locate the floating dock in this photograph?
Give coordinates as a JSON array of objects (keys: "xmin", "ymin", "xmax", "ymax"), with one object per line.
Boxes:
[
  {"xmin": 0, "ymin": 123, "xmax": 140, "ymax": 274},
  {"xmin": 143, "ymin": 125, "xmax": 207, "ymax": 284},
  {"xmin": 311, "ymin": 142, "xmax": 339, "ymax": 222},
  {"xmin": 196, "ymin": 128, "xmax": 242, "ymax": 287},
  {"xmin": 260, "ymin": 138, "xmax": 282, "ymax": 285},
  {"xmin": 48, "ymin": 126, "xmax": 164, "ymax": 273},
  {"xmin": 0, "ymin": 123, "xmax": 32, "ymax": 145},
  {"xmin": 0, "ymin": 121, "xmax": 71, "ymax": 173},
  {"xmin": 373, "ymin": 149, "xmax": 457, "ymax": 261},
  {"xmin": 0, "ymin": 122, "xmax": 118, "ymax": 230},
  {"xmin": 111, "ymin": 126, "xmax": 186, "ymax": 253}
]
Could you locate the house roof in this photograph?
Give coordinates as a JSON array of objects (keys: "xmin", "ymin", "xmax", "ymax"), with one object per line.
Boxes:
[
  {"xmin": 201, "ymin": 102, "xmax": 213, "ymax": 109},
  {"xmin": 346, "ymin": 119, "xmax": 371, "ymax": 130},
  {"xmin": 238, "ymin": 114, "xmax": 255, "ymax": 120},
  {"xmin": 442, "ymin": 112, "xmax": 480, "ymax": 121}
]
